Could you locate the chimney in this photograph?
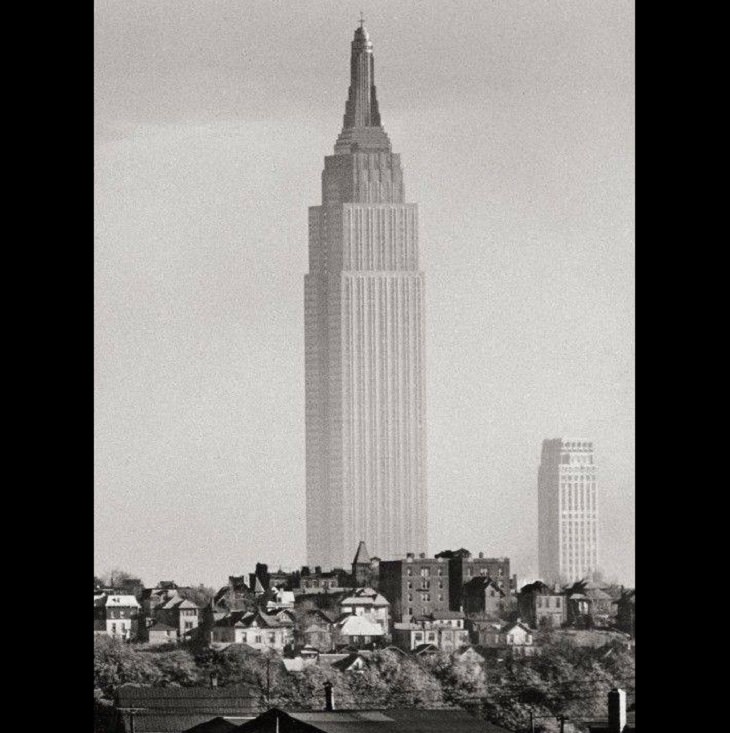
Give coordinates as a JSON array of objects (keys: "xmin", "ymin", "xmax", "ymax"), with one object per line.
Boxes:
[
  {"xmin": 315, "ymin": 566, "xmax": 322, "ymax": 575},
  {"xmin": 478, "ymin": 552, "xmax": 484, "ymax": 559},
  {"xmin": 324, "ymin": 681, "xmax": 335, "ymax": 711},
  {"xmin": 209, "ymin": 672, "xmax": 218, "ymax": 689},
  {"xmin": 608, "ymin": 688, "xmax": 626, "ymax": 733},
  {"xmin": 419, "ymin": 552, "xmax": 426, "ymax": 559},
  {"xmin": 406, "ymin": 553, "xmax": 414, "ymax": 560}
]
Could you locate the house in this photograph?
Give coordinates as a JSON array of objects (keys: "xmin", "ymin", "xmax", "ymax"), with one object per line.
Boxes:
[
  {"xmin": 439, "ymin": 550, "xmax": 514, "ymax": 611},
  {"xmin": 565, "ymin": 581, "xmax": 617, "ymax": 628},
  {"xmin": 297, "ymin": 566, "xmax": 351, "ymax": 593},
  {"xmin": 94, "ymin": 594, "xmax": 141, "ymax": 640},
  {"xmin": 296, "ymin": 609, "xmax": 335, "ymax": 651},
  {"xmin": 391, "ymin": 610, "xmax": 469, "ymax": 652},
  {"xmin": 214, "ymin": 576, "xmax": 254, "ymax": 612},
  {"xmin": 378, "ymin": 553, "xmax": 451, "ymax": 623},
  {"xmin": 266, "ymin": 589, "xmax": 296, "ymax": 613},
  {"xmin": 338, "ymin": 587, "xmax": 390, "ymax": 632},
  {"xmin": 334, "ymin": 612, "xmax": 385, "ymax": 649},
  {"xmin": 211, "ymin": 610, "xmax": 293, "ymax": 651},
  {"xmin": 235, "ymin": 707, "xmax": 511, "ymax": 732},
  {"xmin": 156, "ymin": 596, "xmax": 201, "ymax": 640},
  {"xmin": 330, "ymin": 652, "xmax": 369, "ymax": 673},
  {"xmin": 115, "ymin": 684, "xmax": 261, "ymax": 733},
  {"xmin": 462, "ymin": 576, "xmax": 507, "ymax": 618},
  {"xmin": 147, "ymin": 621, "xmax": 178, "ymax": 645},
  {"xmin": 518, "ymin": 581, "xmax": 566, "ymax": 629},
  {"xmin": 615, "ymin": 589, "xmax": 635, "ymax": 638},
  {"xmin": 477, "ymin": 620, "xmax": 536, "ymax": 657}
]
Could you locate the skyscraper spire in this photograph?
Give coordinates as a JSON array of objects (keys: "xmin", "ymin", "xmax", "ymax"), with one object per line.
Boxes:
[
  {"xmin": 334, "ymin": 23, "xmax": 391, "ymax": 154},
  {"xmin": 306, "ymin": 24, "xmax": 427, "ymax": 568}
]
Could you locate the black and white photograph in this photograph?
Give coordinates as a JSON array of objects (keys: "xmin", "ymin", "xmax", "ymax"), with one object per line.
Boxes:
[{"xmin": 94, "ymin": 2, "xmax": 635, "ymax": 731}]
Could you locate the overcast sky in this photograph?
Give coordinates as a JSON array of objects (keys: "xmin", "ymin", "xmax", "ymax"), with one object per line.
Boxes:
[{"xmin": 94, "ymin": 0, "xmax": 634, "ymax": 588}]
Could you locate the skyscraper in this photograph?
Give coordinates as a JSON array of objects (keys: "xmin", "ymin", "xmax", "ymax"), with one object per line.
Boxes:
[
  {"xmin": 305, "ymin": 22, "xmax": 427, "ymax": 568},
  {"xmin": 538, "ymin": 438, "xmax": 599, "ymax": 583}
]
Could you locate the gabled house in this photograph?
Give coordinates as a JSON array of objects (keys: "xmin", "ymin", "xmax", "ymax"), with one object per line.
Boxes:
[
  {"xmin": 211, "ymin": 610, "xmax": 293, "ymax": 651},
  {"xmin": 213, "ymin": 576, "xmax": 254, "ymax": 612},
  {"xmin": 94, "ymin": 594, "xmax": 141, "ymax": 640},
  {"xmin": 565, "ymin": 580, "xmax": 617, "ymax": 628},
  {"xmin": 156, "ymin": 596, "xmax": 201, "ymax": 640},
  {"xmin": 338, "ymin": 587, "xmax": 390, "ymax": 632},
  {"xmin": 297, "ymin": 609, "xmax": 335, "ymax": 652},
  {"xmin": 334, "ymin": 612, "xmax": 385, "ymax": 649},
  {"xmin": 462, "ymin": 576, "xmax": 507, "ymax": 618},
  {"xmin": 266, "ymin": 589, "xmax": 295, "ymax": 613},
  {"xmin": 330, "ymin": 652, "xmax": 369, "ymax": 673},
  {"xmin": 478, "ymin": 620, "xmax": 536, "ymax": 657},
  {"xmin": 147, "ymin": 621, "xmax": 178, "ymax": 645},
  {"xmin": 391, "ymin": 610, "xmax": 469, "ymax": 652},
  {"xmin": 615, "ymin": 589, "xmax": 635, "ymax": 638},
  {"xmin": 518, "ymin": 580, "xmax": 566, "ymax": 629}
]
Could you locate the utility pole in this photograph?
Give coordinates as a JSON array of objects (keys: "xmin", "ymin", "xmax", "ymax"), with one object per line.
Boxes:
[
  {"xmin": 528, "ymin": 710, "xmax": 535, "ymax": 733},
  {"xmin": 558, "ymin": 714, "xmax": 566, "ymax": 733}
]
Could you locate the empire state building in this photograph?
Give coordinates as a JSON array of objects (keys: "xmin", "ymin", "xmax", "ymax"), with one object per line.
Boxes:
[{"xmin": 305, "ymin": 22, "xmax": 427, "ymax": 568}]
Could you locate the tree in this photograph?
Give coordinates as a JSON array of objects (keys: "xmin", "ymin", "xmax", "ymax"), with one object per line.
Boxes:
[
  {"xmin": 177, "ymin": 584, "xmax": 216, "ymax": 608},
  {"xmin": 94, "ymin": 636, "xmax": 162, "ymax": 697},
  {"xmin": 435, "ymin": 548, "xmax": 472, "ymax": 559}
]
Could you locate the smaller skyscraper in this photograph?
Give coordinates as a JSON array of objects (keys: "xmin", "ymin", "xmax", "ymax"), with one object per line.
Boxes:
[{"xmin": 538, "ymin": 438, "xmax": 599, "ymax": 584}]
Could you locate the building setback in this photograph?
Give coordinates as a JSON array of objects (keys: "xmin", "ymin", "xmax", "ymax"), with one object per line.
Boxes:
[
  {"xmin": 538, "ymin": 438, "xmax": 599, "ymax": 583},
  {"xmin": 305, "ymin": 22, "xmax": 427, "ymax": 568}
]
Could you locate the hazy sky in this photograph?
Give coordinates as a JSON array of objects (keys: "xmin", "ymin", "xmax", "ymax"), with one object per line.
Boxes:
[{"xmin": 94, "ymin": 0, "xmax": 634, "ymax": 588}]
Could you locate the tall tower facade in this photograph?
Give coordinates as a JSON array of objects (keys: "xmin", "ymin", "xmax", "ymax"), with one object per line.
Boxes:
[
  {"xmin": 305, "ymin": 23, "xmax": 427, "ymax": 568},
  {"xmin": 538, "ymin": 438, "xmax": 599, "ymax": 583}
]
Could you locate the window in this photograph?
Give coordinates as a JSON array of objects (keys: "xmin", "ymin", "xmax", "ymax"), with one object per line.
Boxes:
[
  {"xmin": 421, "ymin": 567, "xmax": 431, "ymax": 577},
  {"xmin": 268, "ymin": 633, "xmax": 276, "ymax": 643},
  {"xmin": 407, "ymin": 607, "xmax": 413, "ymax": 616},
  {"xmin": 407, "ymin": 568, "xmax": 412, "ymax": 576},
  {"xmin": 255, "ymin": 635, "xmax": 262, "ymax": 644},
  {"xmin": 407, "ymin": 581, "xmax": 412, "ymax": 589}
]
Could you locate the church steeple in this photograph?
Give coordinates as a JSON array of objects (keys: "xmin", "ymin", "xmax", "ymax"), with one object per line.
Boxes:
[{"xmin": 334, "ymin": 22, "xmax": 391, "ymax": 154}]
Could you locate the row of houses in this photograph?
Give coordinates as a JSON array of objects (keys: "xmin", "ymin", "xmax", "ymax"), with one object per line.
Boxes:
[{"xmin": 95, "ymin": 543, "xmax": 634, "ymax": 649}]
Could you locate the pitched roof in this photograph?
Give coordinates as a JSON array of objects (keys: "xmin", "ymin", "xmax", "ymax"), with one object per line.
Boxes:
[
  {"xmin": 413, "ymin": 644, "xmax": 439, "ymax": 656},
  {"xmin": 105, "ymin": 595, "xmax": 141, "ymax": 608},
  {"xmin": 116, "ymin": 685, "xmax": 262, "ymax": 731},
  {"xmin": 162, "ymin": 597, "xmax": 199, "ymax": 610},
  {"xmin": 503, "ymin": 621, "xmax": 532, "ymax": 634},
  {"xmin": 337, "ymin": 614, "xmax": 384, "ymax": 637},
  {"xmin": 182, "ymin": 717, "xmax": 240, "ymax": 733},
  {"xmin": 237, "ymin": 707, "xmax": 508, "ymax": 733},
  {"xmin": 339, "ymin": 588, "xmax": 389, "ymax": 607},
  {"xmin": 330, "ymin": 653, "xmax": 369, "ymax": 672},
  {"xmin": 352, "ymin": 540, "xmax": 371, "ymax": 565}
]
